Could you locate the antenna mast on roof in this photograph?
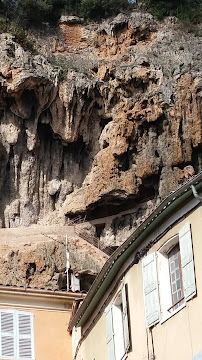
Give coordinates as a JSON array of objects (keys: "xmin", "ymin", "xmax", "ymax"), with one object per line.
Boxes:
[{"xmin": 66, "ymin": 234, "xmax": 70, "ymax": 291}]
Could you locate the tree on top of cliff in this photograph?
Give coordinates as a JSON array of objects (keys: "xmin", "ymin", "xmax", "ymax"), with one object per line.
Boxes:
[
  {"xmin": 63, "ymin": 0, "xmax": 131, "ymax": 20},
  {"xmin": 0, "ymin": 0, "xmax": 66, "ymax": 27},
  {"xmin": 143, "ymin": 0, "xmax": 201, "ymax": 22},
  {"xmin": 16, "ymin": 0, "xmax": 66, "ymax": 26},
  {"xmin": 79, "ymin": 0, "xmax": 130, "ymax": 20}
]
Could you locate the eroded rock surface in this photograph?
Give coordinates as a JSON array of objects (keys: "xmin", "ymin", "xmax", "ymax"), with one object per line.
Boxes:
[
  {"xmin": 0, "ymin": 12, "xmax": 201, "ymax": 251},
  {"xmin": 0, "ymin": 226, "xmax": 107, "ymax": 289}
]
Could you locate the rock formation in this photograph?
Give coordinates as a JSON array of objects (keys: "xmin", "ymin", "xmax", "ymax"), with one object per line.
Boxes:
[
  {"xmin": 0, "ymin": 11, "xmax": 201, "ymax": 287},
  {"xmin": 0, "ymin": 225, "xmax": 107, "ymax": 289}
]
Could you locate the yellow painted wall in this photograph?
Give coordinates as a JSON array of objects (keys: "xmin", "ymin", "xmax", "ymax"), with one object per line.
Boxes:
[
  {"xmin": 75, "ymin": 314, "xmax": 107, "ymax": 360},
  {"xmin": 34, "ymin": 309, "xmax": 72, "ymax": 360},
  {"xmin": 76, "ymin": 206, "xmax": 202, "ymax": 360},
  {"xmin": 0, "ymin": 307, "xmax": 72, "ymax": 360}
]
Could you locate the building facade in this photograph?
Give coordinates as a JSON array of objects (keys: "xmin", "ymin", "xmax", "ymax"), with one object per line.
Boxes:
[
  {"xmin": 0, "ymin": 286, "xmax": 84, "ymax": 360},
  {"xmin": 69, "ymin": 172, "xmax": 202, "ymax": 360}
]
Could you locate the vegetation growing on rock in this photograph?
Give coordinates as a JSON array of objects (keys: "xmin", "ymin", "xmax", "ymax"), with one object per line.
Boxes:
[
  {"xmin": 143, "ymin": 0, "xmax": 202, "ymax": 22},
  {"xmin": 0, "ymin": 0, "xmax": 201, "ymax": 26}
]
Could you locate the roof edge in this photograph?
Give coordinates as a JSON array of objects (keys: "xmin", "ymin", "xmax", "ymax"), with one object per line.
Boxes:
[
  {"xmin": 0, "ymin": 285, "xmax": 85, "ymax": 300},
  {"xmin": 68, "ymin": 172, "xmax": 202, "ymax": 330}
]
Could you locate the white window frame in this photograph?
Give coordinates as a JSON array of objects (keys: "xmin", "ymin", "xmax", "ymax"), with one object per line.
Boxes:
[
  {"xmin": 105, "ymin": 280, "xmax": 130, "ymax": 360},
  {"xmin": 158, "ymin": 235, "xmax": 185, "ymax": 323},
  {"xmin": 0, "ymin": 309, "xmax": 35, "ymax": 360}
]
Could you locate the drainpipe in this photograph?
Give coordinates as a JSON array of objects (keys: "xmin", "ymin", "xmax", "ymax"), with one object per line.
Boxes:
[{"xmin": 191, "ymin": 185, "xmax": 202, "ymax": 204}]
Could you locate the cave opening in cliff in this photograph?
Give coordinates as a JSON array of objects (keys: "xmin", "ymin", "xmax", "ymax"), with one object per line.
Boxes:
[{"xmin": 37, "ymin": 122, "xmax": 56, "ymax": 143}]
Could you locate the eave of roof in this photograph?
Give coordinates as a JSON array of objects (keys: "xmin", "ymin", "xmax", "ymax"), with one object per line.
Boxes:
[
  {"xmin": 68, "ymin": 171, "xmax": 202, "ymax": 331},
  {"xmin": 0, "ymin": 285, "xmax": 85, "ymax": 301}
]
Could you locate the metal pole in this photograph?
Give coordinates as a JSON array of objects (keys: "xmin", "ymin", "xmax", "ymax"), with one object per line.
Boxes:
[{"xmin": 66, "ymin": 234, "xmax": 70, "ymax": 291}]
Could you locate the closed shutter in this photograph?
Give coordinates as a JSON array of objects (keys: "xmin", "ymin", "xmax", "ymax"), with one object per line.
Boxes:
[
  {"xmin": 179, "ymin": 222, "xmax": 196, "ymax": 301},
  {"xmin": 105, "ymin": 305, "xmax": 115, "ymax": 360},
  {"xmin": 0, "ymin": 310, "xmax": 15, "ymax": 358},
  {"xmin": 17, "ymin": 312, "xmax": 34, "ymax": 360},
  {"xmin": 121, "ymin": 281, "xmax": 130, "ymax": 352},
  {"xmin": 142, "ymin": 252, "xmax": 160, "ymax": 327}
]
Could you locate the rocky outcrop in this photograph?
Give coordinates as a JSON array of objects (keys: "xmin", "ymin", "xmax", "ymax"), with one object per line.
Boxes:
[
  {"xmin": 0, "ymin": 226, "xmax": 107, "ymax": 289},
  {"xmin": 0, "ymin": 11, "xmax": 201, "ymax": 241}
]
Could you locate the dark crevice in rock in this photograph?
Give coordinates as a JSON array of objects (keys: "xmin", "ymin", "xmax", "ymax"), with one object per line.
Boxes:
[
  {"xmin": 37, "ymin": 122, "xmax": 54, "ymax": 143},
  {"xmin": 80, "ymin": 273, "xmax": 96, "ymax": 292},
  {"xmin": 26, "ymin": 263, "xmax": 36, "ymax": 279},
  {"xmin": 138, "ymin": 172, "xmax": 160, "ymax": 200},
  {"xmin": 95, "ymin": 223, "xmax": 105, "ymax": 237},
  {"xmin": 3, "ymin": 146, "xmax": 14, "ymax": 200},
  {"xmin": 112, "ymin": 22, "xmax": 128, "ymax": 37},
  {"xmin": 65, "ymin": 136, "xmax": 90, "ymax": 171},
  {"xmin": 110, "ymin": 94, "xmax": 120, "ymax": 107},
  {"xmin": 86, "ymin": 185, "xmax": 157, "ymax": 221},
  {"xmin": 118, "ymin": 152, "xmax": 130, "ymax": 172},
  {"xmin": 191, "ymin": 145, "xmax": 202, "ymax": 173},
  {"xmin": 100, "ymin": 117, "xmax": 113, "ymax": 131},
  {"xmin": 0, "ymin": 142, "xmax": 8, "ymax": 193}
]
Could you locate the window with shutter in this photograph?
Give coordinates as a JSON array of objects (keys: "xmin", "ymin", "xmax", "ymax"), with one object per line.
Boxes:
[
  {"xmin": 0, "ymin": 309, "xmax": 34, "ymax": 360},
  {"xmin": 105, "ymin": 281, "xmax": 131, "ymax": 360},
  {"xmin": 146, "ymin": 221, "xmax": 197, "ymax": 325},
  {"xmin": 1, "ymin": 311, "xmax": 15, "ymax": 358},
  {"xmin": 17, "ymin": 312, "xmax": 34, "ymax": 360},
  {"xmin": 179, "ymin": 222, "xmax": 196, "ymax": 301},
  {"xmin": 105, "ymin": 305, "xmax": 115, "ymax": 360},
  {"xmin": 142, "ymin": 252, "xmax": 160, "ymax": 328}
]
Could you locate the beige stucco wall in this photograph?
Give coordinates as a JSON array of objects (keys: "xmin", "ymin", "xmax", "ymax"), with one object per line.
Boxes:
[
  {"xmin": 0, "ymin": 306, "xmax": 72, "ymax": 360},
  {"xmin": 78, "ymin": 314, "xmax": 108, "ymax": 360},
  {"xmin": 76, "ymin": 205, "xmax": 202, "ymax": 360}
]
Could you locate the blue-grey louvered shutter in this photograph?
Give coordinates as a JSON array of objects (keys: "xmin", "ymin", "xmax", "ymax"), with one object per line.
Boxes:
[
  {"xmin": 142, "ymin": 252, "xmax": 160, "ymax": 327},
  {"xmin": 0, "ymin": 310, "xmax": 16, "ymax": 358},
  {"xmin": 122, "ymin": 281, "xmax": 130, "ymax": 353},
  {"xmin": 105, "ymin": 305, "xmax": 115, "ymax": 360},
  {"xmin": 17, "ymin": 312, "xmax": 34, "ymax": 360},
  {"xmin": 179, "ymin": 222, "xmax": 196, "ymax": 301}
]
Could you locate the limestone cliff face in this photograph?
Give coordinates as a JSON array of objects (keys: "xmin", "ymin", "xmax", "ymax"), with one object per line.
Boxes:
[
  {"xmin": 0, "ymin": 12, "xmax": 201, "ymax": 238},
  {"xmin": 0, "ymin": 226, "xmax": 107, "ymax": 289}
]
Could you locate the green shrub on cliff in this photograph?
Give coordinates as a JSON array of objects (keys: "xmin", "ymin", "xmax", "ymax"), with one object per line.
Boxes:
[
  {"xmin": 80, "ymin": 0, "xmax": 130, "ymax": 20},
  {"xmin": 0, "ymin": 0, "xmax": 201, "ymax": 27},
  {"xmin": 143, "ymin": 0, "xmax": 202, "ymax": 22},
  {"xmin": 0, "ymin": 0, "xmax": 66, "ymax": 27},
  {"xmin": 16, "ymin": 0, "xmax": 66, "ymax": 26}
]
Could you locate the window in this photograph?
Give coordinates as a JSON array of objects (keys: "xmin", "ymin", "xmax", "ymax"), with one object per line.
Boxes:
[
  {"xmin": 142, "ymin": 221, "xmax": 196, "ymax": 327},
  {"xmin": 0, "ymin": 309, "xmax": 34, "ymax": 360},
  {"xmin": 105, "ymin": 280, "xmax": 130, "ymax": 360},
  {"xmin": 168, "ymin": 244, "xmax": 184, "ymax": 311}
]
